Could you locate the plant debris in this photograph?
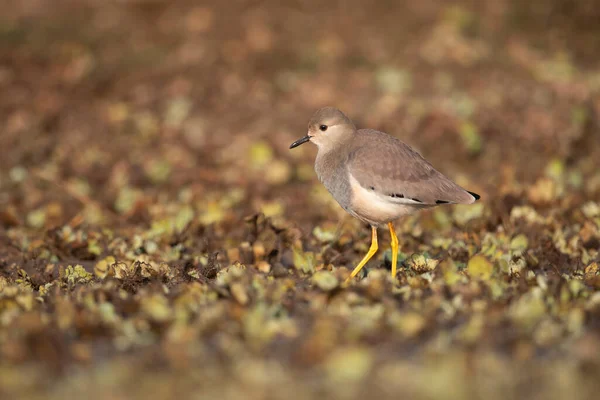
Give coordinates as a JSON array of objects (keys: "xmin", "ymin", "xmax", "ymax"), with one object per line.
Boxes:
[{"xmin": 1, "ymin": 1, "xmax": 600, "ymax": 400}]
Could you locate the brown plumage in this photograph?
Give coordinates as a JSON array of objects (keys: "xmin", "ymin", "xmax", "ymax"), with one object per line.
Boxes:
[
  {"xmin": 290, "ymin": 107, "xmax": 480, "ymax": 281},
  {"xmin": 348, "ymin": 129, "xmax": 477, "ymax": 206}
]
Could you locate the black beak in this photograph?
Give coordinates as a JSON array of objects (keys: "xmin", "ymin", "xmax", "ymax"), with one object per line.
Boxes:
[{"xmin": 289, "ymin": 135, "xmax": 311, "ymax": 149}]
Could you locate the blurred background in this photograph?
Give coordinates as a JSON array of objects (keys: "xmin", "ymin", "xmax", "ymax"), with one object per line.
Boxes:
[
  {"xmin": 1, "ymin": 1, "xmax": 600, "ymax": 399},
  {"xmin": 1, "ymin": 0, "xmax": 599, "ymax": 231}
]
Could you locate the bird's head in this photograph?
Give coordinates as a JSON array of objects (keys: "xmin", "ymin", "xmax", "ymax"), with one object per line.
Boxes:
[{"xmin": 290, "ymin": 107, "xmax": 356, "ymax": 152}]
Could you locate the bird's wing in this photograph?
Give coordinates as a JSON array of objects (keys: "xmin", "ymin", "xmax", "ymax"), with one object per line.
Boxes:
[{"xmin": 347, "ymin": 129, "xmax": 477, "ymax": 205}]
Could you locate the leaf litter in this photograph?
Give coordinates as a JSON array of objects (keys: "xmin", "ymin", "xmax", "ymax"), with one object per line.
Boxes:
[{"xmin": 1, "ymin": 1, "xmax": 600, "ymax": 400}]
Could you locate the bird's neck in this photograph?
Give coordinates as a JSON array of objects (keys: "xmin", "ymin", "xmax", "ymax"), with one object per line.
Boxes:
[{"xmin": 315, "ymin": 144, "xmax": 351, "ymax": 184}]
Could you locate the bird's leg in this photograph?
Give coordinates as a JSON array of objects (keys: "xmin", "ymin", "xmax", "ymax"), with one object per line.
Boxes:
[
  {"xmin": 346, "ymin": 226, "xmax": 378, "ymax": 282},
  {"xmin": 387, "ymin": 222, "xmax": 399, "ymax": 279}
]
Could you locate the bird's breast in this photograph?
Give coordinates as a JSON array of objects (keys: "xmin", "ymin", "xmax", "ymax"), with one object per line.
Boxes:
[{"xmin": 315, "ymin": 152, "xmax": 353, "ymax": 209}]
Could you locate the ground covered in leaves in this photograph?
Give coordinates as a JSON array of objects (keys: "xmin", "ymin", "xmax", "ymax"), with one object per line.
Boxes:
[{"xmin": 1, "ymin": 1, "xmax": 600, "ymax": 399}]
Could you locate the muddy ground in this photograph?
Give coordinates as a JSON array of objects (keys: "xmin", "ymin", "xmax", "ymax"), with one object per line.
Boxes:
[{"xmin": 1, "ymin": 1, "xmax": 600, "ymax": 399}]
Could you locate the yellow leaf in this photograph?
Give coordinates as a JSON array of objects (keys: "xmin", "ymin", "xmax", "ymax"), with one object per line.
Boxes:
[{"xmin": 467, "ymin": 255, "xmax": 493, "ymax": 280}]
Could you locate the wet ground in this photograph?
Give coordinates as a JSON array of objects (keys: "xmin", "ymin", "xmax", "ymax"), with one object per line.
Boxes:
[{"xmin": 1, "ymin": 1, "xmax": 600, "ymax": 399}]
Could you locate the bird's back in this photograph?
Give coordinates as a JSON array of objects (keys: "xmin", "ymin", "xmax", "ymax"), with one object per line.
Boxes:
[{"xmin": 347, "ymin": 129, "xmax": 477, "ymax": 206}]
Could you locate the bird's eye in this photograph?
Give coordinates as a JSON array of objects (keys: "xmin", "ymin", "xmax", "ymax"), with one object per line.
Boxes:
[{"xmin": 319, "ymin": 125, "xmax": 328, "ymax": 131}]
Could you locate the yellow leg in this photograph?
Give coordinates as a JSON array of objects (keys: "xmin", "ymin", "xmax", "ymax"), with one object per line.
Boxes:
[
  {"xmin": 388, "ymin": 222, "xmax": 398, "ymax": 279},
  {"xmin": 346, "ymin": 226, "xmax": 378, "ymax": 282}
]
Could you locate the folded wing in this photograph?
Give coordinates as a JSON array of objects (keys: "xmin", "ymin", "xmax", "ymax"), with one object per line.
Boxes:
[{"xmin": 348, "ymin": 129, "xmax": 477, "ymax": 206}]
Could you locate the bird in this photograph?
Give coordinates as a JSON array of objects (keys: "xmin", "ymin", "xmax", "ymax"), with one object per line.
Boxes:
[{"xmin": 289, "ymin": 107, "xmax": 480, "ymax": 282}]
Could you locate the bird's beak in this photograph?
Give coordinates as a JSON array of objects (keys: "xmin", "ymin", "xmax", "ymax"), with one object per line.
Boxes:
[{"xmin": 289, "ymin": 135, "xmax": 311, "ymax": 149}]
